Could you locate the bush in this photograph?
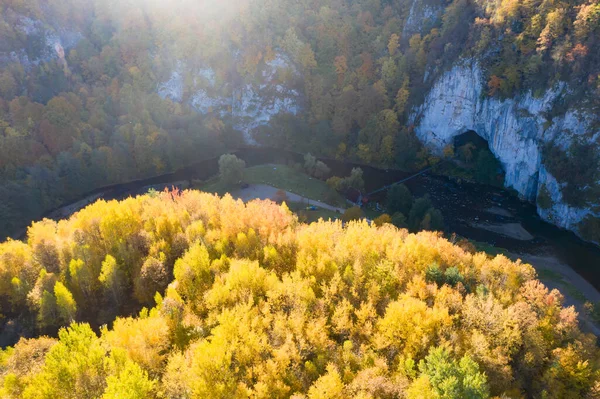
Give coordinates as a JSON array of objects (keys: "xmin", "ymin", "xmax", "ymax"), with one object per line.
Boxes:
[
  {"xmin": 409, "ymin": 197, "xmax": 434, "ymax": 231},
  {"xmin": 373, "ymin": 214, "xmax": 392, "ymax": 226},
  {"xmin": 420, "ymin": 208, "xmax": 444, "ymax": 232},
  {"xmin": 327, "ymin": 168, "xmax": 365, "ymax": 193},
  {"xmin": 326, "ymin": 176, "xmax": 346, "ymax": 192},
  {"xmin": 218, "ymin": 154, "xmax": 246, "ymax": 185},
  {"xmin": 391, "ymin": 212, "xmax": 407, "ymax": 228},
  {"xmin": 408, "ymin": 196, "xmax": 444, "ymax": 232},
  {"xmin": 386, "ymin": 184, "xmax": 413, "ymax": 215},
  {"xmin": 425, "ymin": 263, "xmax": 444, "ymax": 285},
  {"xmin": 444, "ymin": 266, "xmax": 464, "ymax": 287},
  {"xmin": 425, "ymin": 264, "xmax": 464, "ymax": 287},
  {"xmin": 579, "ymin": 216, "xmax": 600, "ymax": 244},
  {"xmin": 324, "ymin": 189, "xmax": 342, "ymax": 206},
  {"xmin": 537, "ymin": 184, "xmax": 553, "ymax": 210},
  {"xmin": 342, "ymin": 206, "xmax": 363, "ymax": 222},
  {"xmin": 347, "ymin": 168, "xmax": 365, "ymax": 191},
  {"xmin": 304, "ymin": 153, "xmax": 331, "ymax": 179}
]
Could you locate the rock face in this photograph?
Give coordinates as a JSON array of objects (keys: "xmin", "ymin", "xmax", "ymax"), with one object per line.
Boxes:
[
  {"xmin": 158, "ymin": 54, "xmax": 300, "ymax": 143},
  {"xmin": 402, "ymin": 0, "xmax": 444, "ymax": 39},
  {"xmin": 410, "ymin": 60, "xmax": 599, "ymax": 238},
  {"xmin": 0, "ymin": 11, "xmax": 81, "ymax": 69}
]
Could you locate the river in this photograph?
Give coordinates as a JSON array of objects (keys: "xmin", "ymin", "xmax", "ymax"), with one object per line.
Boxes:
[{"xmin": 33, "ymin": 147, "xmax": 600, "ymax": 295}]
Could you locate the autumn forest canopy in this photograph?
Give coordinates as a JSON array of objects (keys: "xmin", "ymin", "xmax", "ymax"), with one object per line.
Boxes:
[
  {"xmin": 1, "ymin": 0, "xmax": 600, "ymax": 397},
  {"xmin": 1, "ymin": 190, "xmax": 600, "ymax": 398}
]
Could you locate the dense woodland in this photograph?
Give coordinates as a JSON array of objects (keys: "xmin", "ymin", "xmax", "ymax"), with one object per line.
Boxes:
[
  {"xmin": 1, "ymin": 0, "xmax": 599, "ymax": 238},
  {"xmin": 1, "ymin": 1, "xmax": 600, "ymax": 397},
  {"xmin": 0, "ymin": 190, "xmax": 599, "ymax": 398}
]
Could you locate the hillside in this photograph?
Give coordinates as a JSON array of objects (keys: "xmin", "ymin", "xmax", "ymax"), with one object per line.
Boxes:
[
  {"xmin": 0, "ymin": 0, "xmax": 599, "ymax": 241},
  {"xmin": 0, "ymin": 190, "xmax": 599, "ymax": 398}
]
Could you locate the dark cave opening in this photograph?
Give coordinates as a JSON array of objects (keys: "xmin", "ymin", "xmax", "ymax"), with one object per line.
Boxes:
[
  {"xmin": 453, "ymin": 130, "xmax": 490, "ymax": 150},
  {"xmin": 450, "ymin": 130, "xmax": 505, "ymax": 187}
]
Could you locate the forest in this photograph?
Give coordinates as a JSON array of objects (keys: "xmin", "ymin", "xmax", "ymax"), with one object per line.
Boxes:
[
  {"xmin": 0, "ymin": 0, "xmax": 599, "ymax": 238},
  {"xmin": 1, "ymin": 189, "xmax": 599, "ymax": 398},
  {"xmin": 1, "ymin": 0, "xmax": 600, "ymax": 395}
]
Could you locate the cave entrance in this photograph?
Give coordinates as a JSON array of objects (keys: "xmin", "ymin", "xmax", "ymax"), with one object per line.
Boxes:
[
  {"xmin": 451, "ymin": 130, "xmax": 505, "ymax": 186},
  {"xmin": 453, "ymin": 130, "xmax": 488, "ymax": 150}
]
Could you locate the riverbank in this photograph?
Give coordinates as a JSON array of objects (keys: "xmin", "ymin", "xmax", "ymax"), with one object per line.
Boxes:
[{"xmin": 471, "ymin": 222, "xmax": 534, "ymax": 241}]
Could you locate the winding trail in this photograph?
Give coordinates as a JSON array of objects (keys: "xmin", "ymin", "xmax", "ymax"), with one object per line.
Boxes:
[{"xmin": 230, "ymin": 184, "xmax": 346, "ymax": 213}]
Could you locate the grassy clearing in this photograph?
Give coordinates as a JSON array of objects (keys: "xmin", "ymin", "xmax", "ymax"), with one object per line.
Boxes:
[
  {"xmin": 199, "ymin": 164, "xmax": 346, "ymax": 207},
  {"xmin": 565, "ymin": 285, "xmax": 589, "ymax": 302},
  {"xmin": 469, "ymin": 240, "xmax": 509, "ymax": 257},
  {"xmin": 196, "ymin": 175, "xmax": 236, "ymax": 196},
  {"xmin": 536, "ymin": 268, "xmax": 566, "ymax": 284}
]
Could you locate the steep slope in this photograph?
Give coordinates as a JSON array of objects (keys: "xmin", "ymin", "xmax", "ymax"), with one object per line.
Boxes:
[{"xmin": 410, "ymin": 60, "xmax": 599, "ymax": 241}]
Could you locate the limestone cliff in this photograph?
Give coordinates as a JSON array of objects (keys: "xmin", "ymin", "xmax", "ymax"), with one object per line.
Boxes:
[
  {"xmin": 158, "ymin": 54, "xmax": 300, "ymax": 143},
  {"xmin": 410, "ymin": 60, "xmax": 599, "ymax": 240},
  {"xmin": 402, "ymin": 0, "xmax": 444, "ymax": 39},
  {"xmin": 0, "ymin": 10, "xmax": 80, "ymax": 69}
]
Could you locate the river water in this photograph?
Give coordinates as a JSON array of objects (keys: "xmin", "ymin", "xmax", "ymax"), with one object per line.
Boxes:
[{"xmin": 37, "ymin": 147, "xmax": 600, "ymax": 291}]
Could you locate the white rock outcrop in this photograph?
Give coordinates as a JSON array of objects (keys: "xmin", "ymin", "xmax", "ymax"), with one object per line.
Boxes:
[
  {"xmin": 402, "ymin": 0, "xmax": 443, "ymax": 38},
  {"xmin": 410, "ymin": 60, "xmax": 598, "ymax": 237},
  {"xmin": 0, "ymin": 13, "xmax": 81, "ymax": 68},
  {"xmin": 158, "ymin": 53, "xmax": 300, "ymax": 143}
]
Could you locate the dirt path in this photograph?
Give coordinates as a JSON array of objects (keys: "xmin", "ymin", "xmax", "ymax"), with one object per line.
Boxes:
[
  {"xmin": 508, "ymin": 251, "xmax": 600, "ymax": 336},
  {"xmin": 472, "ymin": 222, "xmax": 534, "ymax": 241},
  {"xmin": 230, "ymin": 184, "xmax": 346, "ymax": 213},
  {"xmin": 485, "ymin": 206, "xmax": 513, "ymax": 217}
]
